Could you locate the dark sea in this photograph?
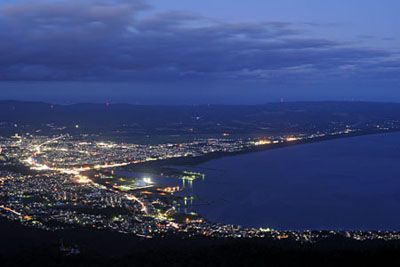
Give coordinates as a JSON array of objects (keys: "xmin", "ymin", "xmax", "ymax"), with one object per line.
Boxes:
[{"xmin": 187, "ymin": 132, "xmax": 400, "ymax": 230}]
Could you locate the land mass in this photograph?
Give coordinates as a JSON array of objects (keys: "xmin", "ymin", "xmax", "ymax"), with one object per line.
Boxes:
[
  {"xmin": 125, "ymin": 127, "xmax": 400, "ymax": 175},
  {"xmin": 1, "ymin": 218, "xmax": 400, "ymax": 267},
  {"xmin": 2, "ymin": 101, "xmax": 400, "ymax": 266},
  {"xmin": 2, "ymin": 100, "xmax": 400, "ymax": 142}
]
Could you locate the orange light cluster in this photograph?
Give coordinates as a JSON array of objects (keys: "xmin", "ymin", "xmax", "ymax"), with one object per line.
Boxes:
[
  {"xmin": 276, "ymin": 235, "xmax": 289, "ymax": 240},
  {"xmin": 162, "ymin": 186, "xmax": 180, "ymax": 193},
  {"xmin": 285, "ymin": 137, "xmax": 299, "ymax": 142},
  {"xmin": 23, "ymin": 215, "xmax": 33, "ymax": 221},
  {"xmin": 74, "ymin": 174, "xmax": 91, "ymax": 184},
  {"xmin": 254, "ymin": 139, "xmax": 271, "ymax": 146}
]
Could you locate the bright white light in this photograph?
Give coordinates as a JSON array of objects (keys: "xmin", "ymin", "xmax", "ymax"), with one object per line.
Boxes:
[{"xmin": 143, "ymin": 177, "xmax": 153, "ymax": 184}]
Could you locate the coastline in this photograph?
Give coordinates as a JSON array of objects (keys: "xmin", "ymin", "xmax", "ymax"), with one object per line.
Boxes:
[{"xmin": 128, "ymin": 127, "xmax": 400, "ymax": 171}]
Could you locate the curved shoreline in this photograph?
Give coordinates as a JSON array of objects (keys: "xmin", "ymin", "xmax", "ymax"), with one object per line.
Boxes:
[
  {"xmin": 171, "ymin": 131, "xmax": 399, "ymax": 232},
  {"xmin": 129, "ymin": 128, "xmax": 400, "ymax": 170}
]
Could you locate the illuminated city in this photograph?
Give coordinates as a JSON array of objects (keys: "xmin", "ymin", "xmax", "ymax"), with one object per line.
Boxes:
[
  {"xmin": 1, "ymin": 0, "xmax": 400, "ymax": 265},
  {"xmin": 2, "ymin": 122, "xmax": 400, "ymax": 243}
]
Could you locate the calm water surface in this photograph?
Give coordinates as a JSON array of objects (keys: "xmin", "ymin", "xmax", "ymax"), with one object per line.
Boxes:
[{"xmin": 187, "ymin": 132, "xmax": 400, "ymax": 230}]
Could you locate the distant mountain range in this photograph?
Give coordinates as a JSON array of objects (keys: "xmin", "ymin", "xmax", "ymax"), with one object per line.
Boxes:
[{"xmin": 1, "ymin": 100, "xmax": 400, "ymax": 136}]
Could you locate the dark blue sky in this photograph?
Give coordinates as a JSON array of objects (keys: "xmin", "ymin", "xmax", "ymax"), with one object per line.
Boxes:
[{"xmin": 0, "ymin": 0, "xmax": 399, "ymax": 104}]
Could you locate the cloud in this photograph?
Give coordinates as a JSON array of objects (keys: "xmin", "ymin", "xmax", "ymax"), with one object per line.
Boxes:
[{"xmin": 0, "ymin": 0, "xmax": 398, "ymax": 85}]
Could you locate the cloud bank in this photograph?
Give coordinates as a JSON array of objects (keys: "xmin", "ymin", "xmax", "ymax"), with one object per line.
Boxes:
[{"xmin": 0, "ymin": 0, "xmax": 398, "ymax": 88}]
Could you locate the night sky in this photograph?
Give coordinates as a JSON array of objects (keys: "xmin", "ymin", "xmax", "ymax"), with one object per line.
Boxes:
[{"xmin": 0, "ymin": 0, "xmax": 399, "ymax": 104}]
